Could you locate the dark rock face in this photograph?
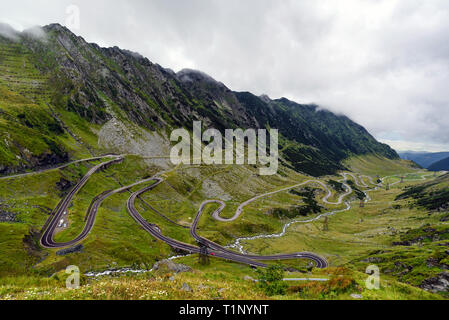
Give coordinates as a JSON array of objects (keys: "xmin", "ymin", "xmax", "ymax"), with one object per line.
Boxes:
[
  {"xmin": 0, "ymin": 210, "xmax": 17, "ymax": 223},
  {"xmin": 21, "ymin": 228, "xmax": 48, "ymax": 270},
  {"xmin": 426, "ymin": 257, "xmax": 449, "ymax": 270},
  {"xmin": 56, "ymin": 178, "xmax": 73, "ymax": 193},
  {"xmin": 420, "ymin": 272, "xmax": 449, "ymax": 293},
  {"xmin": 361, "ymin": 257, "xmax": 384, "ymax": 263},
  {"xmin": 0, "ymin": 203, "xmax": 18, "ymax": 222},
  {"xmin": 56, "ymin": 244, "xmax": 84, "ymax": 256},
  {"xmin": 0, "ymin": 151, "xmax": 69, "ymax": 177}
]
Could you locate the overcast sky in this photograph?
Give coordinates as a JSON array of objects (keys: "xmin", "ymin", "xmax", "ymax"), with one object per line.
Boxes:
[{"xmin": 1, "ymin": 0, "xmax": 449, "ymax": 152}]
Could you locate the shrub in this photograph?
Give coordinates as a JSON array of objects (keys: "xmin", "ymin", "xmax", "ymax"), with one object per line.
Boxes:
[
  {"xmin": 256, "ymin": 265, "xmax": 288, "ymax": 296},
  {"xmin": 288, "ymin": 267, "xmax": 358, "ymax": 298}
]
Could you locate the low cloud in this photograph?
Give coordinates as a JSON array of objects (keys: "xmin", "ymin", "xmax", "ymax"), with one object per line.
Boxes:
[
  {"xmin": 22, "ymin": 26, "xmax": 47, "ymax": 41},
  {"xmin": 0, "ymin": 22, "xmax": 19, "ymax": 40}
]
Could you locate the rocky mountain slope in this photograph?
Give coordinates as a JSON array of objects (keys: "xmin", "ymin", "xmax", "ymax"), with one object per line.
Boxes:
[{"xmin": 0, "ymin": 23, "xmax": 398, "ymax": 177}]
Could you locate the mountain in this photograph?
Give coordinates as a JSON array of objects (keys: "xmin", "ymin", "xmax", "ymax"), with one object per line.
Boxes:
[
  {"xmin": 428, "ymin": 156, "xmax": 449, "ymax": 171},
  {"xmin": 0, "ymin": 23, "xmax": 398, "ymax": 177},
  {"xmin": 399, "ymin": 151, "xmax": 449, "ymax": 169}
]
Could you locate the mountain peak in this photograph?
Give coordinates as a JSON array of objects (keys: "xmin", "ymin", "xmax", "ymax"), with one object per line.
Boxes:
[
  {"xmin": 43, "ymin": 23, "xmax": 69, "ymax": 32},
  {"xmin": 259, "ymin": 94, "xmax": 272, "ymax": 103},
  {"xmin": 177, "ymin": 68, "xmax": 218, "ymax": 84}
]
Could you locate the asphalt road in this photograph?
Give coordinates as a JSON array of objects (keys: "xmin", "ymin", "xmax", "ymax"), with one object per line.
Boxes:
[
  {"xmin": 190, "ymin": 200, "xmax": 328, "ymax": 268},
  {"xmin": 38, "ymin": 156, "xmax": 408, "ymax": 269},
  {"xmin": 40, "ymin": 157, "xmax": 124, "ymax": 248},
  {"xmin": 212, "ymin": 174, "xmax": 353, "ymax": 222},
  {"xmin": 0, "ymin": 154, "xmax": 119, "ymax": 181},
  {"xmin": 127, "ymin": 180, "xmax": 328, "ymax": 268},
  {"xmin": 39, "ymin": 156, "xmax": 329, "ymax": 268}
]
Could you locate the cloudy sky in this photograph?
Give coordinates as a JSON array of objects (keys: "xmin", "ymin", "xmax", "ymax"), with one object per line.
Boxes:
[{"xmin": 1, "ymin": 0, "xmax": 449, "ymax": 152}]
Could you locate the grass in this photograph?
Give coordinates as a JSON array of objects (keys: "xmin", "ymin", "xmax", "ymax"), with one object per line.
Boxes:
[
  {"xmin": 345, "ymin": 154, "xmax": 418, "ymax": 176},
  {"xmin": 1, "ymin": 151, "xmax": 448, "ymax": 299},
  {"xmin": 0, "ymin": 259, "xmax": 441, "ymax": 300},
  {"xmin": 0, "ymin": 38, "xmax": 103, "ymax": 171},
  {"xmin": 3, "ymin": 32, "xmax": 444, "ymax": 300}
]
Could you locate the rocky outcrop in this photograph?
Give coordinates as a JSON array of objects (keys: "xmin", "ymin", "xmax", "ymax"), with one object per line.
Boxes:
[
  {"xmin": 0, "ymin": 210, "xmax": 17, "ymax": 223},
  {"xmin": 181, "ymin": 283, "xmax": 193, "ymax": 292},
  {"xmin": 152, "ymin": 259, "xmax": 192, "ymax": 274},
  {"xmin": 56, "ymin": 177, "xmax": 74, "ymax": 193},
  {"xmin": 56, "ymin": 244, "xmax": 84, "ymax": 256},
  {"xmin": 0, "ymin": 151, "xmax": 69, "ymax": 177},
  {"xmin": 420, "ymin": 272, "xmax": 449, "ymax": 293}
]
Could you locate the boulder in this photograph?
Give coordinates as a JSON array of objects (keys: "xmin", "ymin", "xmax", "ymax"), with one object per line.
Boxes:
[
  {"xmin": 152, "ymin": 259, "xmax": 192, "ymax": 274},
  {"xmin": 56, "ymin": 244, "xmax": 84, "ymax": 256},
  {"xmin": 181, "ymin": 283, "xmax": 193, "ymax": 292},
  {"xmin": 420, "ymin": 272, "xmax": 449, "ymax": 293},
  {"xmin": 243, "ymin": 275, "xmax": 256, "ymax": 282}
]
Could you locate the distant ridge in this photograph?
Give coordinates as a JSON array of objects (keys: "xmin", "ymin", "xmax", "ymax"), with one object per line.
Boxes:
[
  {"xmin": 399, "ymin": 151, "xmax": 449, "ymax": 169},
  {"xmin": 428, "ymin": 156, "xmax": 449, "ymax": 171}
]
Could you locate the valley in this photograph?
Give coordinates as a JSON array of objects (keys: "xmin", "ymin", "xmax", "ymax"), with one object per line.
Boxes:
[
  {"xmin": 0, "ymin": 23, "xmax": 448, "ymax": 301},
  {"xmin": 1, "ymin": 150, "xmax": 448, "ymax": 300}
]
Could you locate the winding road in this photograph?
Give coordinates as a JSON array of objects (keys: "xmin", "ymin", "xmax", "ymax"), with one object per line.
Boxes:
[{"xmin": 38, "ymin": 155, "xmax": 420, "ymax": 270}]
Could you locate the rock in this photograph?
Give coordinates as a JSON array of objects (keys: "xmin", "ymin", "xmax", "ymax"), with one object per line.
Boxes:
[
  {"xmin": 202, "ymin": 179, "xmax": 232, "ymax": 201},
  {"xmin": 56, "ymin": 178, "xmax": 73, "ymax": 193},
  {"xmin": 361, "ymin": 257, "xmax": 383, "ymax": 263},
  {"xmin": 169, "ymin": 276, "xmax": 175, "ymax": 282},
  {"xmin": 181, "ymin": 283, "xmax": 193, "ymax": 292},
  {"xmin": 56, "ymin": 244, "xmax": 84, "ymax": 256},
  {"xmin": 198, "ymin": 284, "xmax": 210, "ymax": 290},
  {"xmin": 350, "ymin": 294, "xmax": 363, "ymax": 299},
  {"xmin": 152, "ymin": 259, "xmax": 192, "ymax": 274},
  {"xmin": 427, "ymin": 258, "xmax": 441, "ymax": 268},
  {"xmin": 243, "ymin": 275, "xmax": 255, "ymax": 282},
  {"xmin": 0, "ymin": 210, "xmax": 18, "ymax": 223},
  {"xmin": 420, "ymin": 272, "xmax": 449, "ymax": 293}
]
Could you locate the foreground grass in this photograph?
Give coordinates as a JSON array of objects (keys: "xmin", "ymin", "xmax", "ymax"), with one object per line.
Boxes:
[{"xmin": 0, "ymin": 261, "xmax": 440, "ymax": 300}]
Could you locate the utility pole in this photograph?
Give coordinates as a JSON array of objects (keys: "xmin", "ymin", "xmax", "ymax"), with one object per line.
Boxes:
[
  {"xmin": 323, "ymin": 216, "xmax": 329, "ymax": 232},
  {"xmin": 198, "ymin": 243, "xmax": 209, "ymax": 265},
  {"xmin": 400, "ymin": 176, "xmax": 404, "ymax": 184},
  {"xmin": 386, "ymin": 183, "xmax": 390, "ymax": 191}
]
